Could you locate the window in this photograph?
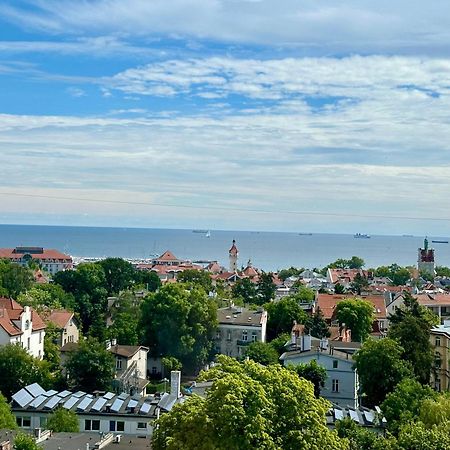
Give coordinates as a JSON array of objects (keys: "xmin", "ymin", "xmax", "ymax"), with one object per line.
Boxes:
[
  {"xmin": 116, "ymin": 358, "xmax": 122, "ymax": 370},
  {"xmin": 110, "ymin": 421, "xmax": 125, "ymax": 432},
  {"xmin": 242, "ymin": 330, "xmax": 248, "ymax": 342},
  {"xmin": 27, "ymin": 337, "xmax": 30, "ymax": 350},
  {"xmin": 137, "ymin": 422, "xmax": 147, "ymax": 429},
  {"xmin": 332, "ymin": 379, "xmax": 339, "ymax": 393},
  {"xmin": 333, "ymin": 360, "xmax": 338, "ymax": 369},
  {"xmin": 85, "ymin": 419, "xmax": 100, "ymax": 431},
  {"xmin": 226, "ymin": 330, "xmax": 231, "ymax": 341},
  {"xmin": 252, "ymin": 332, "xmax": 257, "ymax": 342},
  {"xmin": 25, "ymin": 320, "xmax": 30, "ymax": 330},
  {"xmin": 436, "ymin": 337, "xmax": 441, "ymax": 347},
  {"xmin": 40, "ymin": 417, "xmax": 47, "ymax": 428},
  {"xmin": 216, "ymin": 330, "xmax": 221, "ymax": 339},
  {"xmin": 16, "ymin": 417, "xmax": 31, "ymax": 428}
]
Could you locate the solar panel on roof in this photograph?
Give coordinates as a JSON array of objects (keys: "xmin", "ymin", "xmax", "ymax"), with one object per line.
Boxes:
[
  {"xmin": 44, "ymin": 390, "xmax": 58, "ymax": 397},
  {"xmin": 29, "ymin": 395, "xmax": 48, "ymax": 408},
  {"xmin": 103, "ymin": 392, "xmax": 115, "ymax": 400},
  {"xmin": 12, "ymin": 389, "xmax": 34, "ymax": 408},
  {"xmin": 91, "ymin": 398, "xmax": 107, "ymax": 412},
  {"xmin": 363, "ymin": 410, "xmax": 375, "ymax": 423},
  {"xmin": 111, "ymin": 399, "xmax": 124, "ymax": 413},
  {"xmin": 334, "ymin": 409, "xmax": 344, "ymax": 420},
  {"xmin": 127, "ymin": 399, "xmax": 138, "ymax": 409},
  {"xmin": 77, "ymin": 396, "xmax": 94, "ymax": 411},
  {"xmin": 118, "ymin": 393, "xmax": 128, "ymax": 400},
  {"xmin": 26, "ymin": 383, "xmax": 46, "ymax": 398},
  {"xmin": 44, "ymin": 395, "xmax": 62, "ymax": 410},
  {"xmin": 73, "ymin": 391, "xmax": 86, "ymax": 398},
  {"xmin": 139, "ymin": 402, "xmax": 151, "ymax": 414},
  {"xmin": 349, "ymin": 410, "xmax": 360, "ymax": 423},
  {"xmin": 63, "ymin": 395, "xmax": 80, "ymax": 410},
  {"xmin": 57, "ymin": 390, "xmax": 71, "ymax": 398}
]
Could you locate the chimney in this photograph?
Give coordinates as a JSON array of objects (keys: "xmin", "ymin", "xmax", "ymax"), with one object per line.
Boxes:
[{"xmin": 170, "ymin": 370, "xmax": 182, "ymax": 399}]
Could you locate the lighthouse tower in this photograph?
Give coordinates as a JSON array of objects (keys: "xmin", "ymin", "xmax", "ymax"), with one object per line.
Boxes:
[
  {"xmin": 229, "ymin": 240, "xmax": 239, "ymax": 272},
  {"xmin": 418, "ymin": 237, "xmax": 435, "ymax": 277}
]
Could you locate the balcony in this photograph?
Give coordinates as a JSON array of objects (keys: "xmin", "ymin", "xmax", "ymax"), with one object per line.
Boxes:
[{"xmin": 236, "ymin": 340, "xmax": 251, "ymax": 346}]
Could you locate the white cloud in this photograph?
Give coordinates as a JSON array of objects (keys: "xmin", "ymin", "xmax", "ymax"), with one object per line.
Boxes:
[{"xmin": 2, "ymin": 1, "xmax": 450, "ymax": 54}]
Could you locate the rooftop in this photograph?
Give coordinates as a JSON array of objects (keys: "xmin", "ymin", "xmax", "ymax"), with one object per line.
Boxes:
[{"xmin": 217, "ymin": 306, "xmax": 266, "ymax": 326}]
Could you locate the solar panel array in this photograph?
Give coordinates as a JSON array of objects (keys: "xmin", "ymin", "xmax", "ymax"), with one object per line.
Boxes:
[
  {"xmin": 26, "ymin": 383, "xmax": 46, "ymax": 397},
  {"xmin": 139, "ymin": 402, "xmax": 151, "ymax": 414},
  {"xmin": 103, "ymin": 392, "xmax": 115, "ymax": 400},
  {"xmin": 334, "ymin": 408, "xmax": 344, "ymax": 420},
  {"xmin": 12, "ymin": 389, "xmax": 34, "ymax": 408},
  {"xmin": 63, "ymin": 395, "xmax": 80, "ymax": 410},
  {"xmin": 111, "ymin": 399, "xmax": 124, "ymax": 413},
  {"xmin": 349, "ymin": 409, "xmax": 360, "ymax": 423},
  {"xmin": 44, "ymin": 395, "xmax": 62, "ymax": 410},
  {"xmin": 29, "ymin": 395, "xmax": 48, "ymax": 408},
  {"xmin": 91, "ymin": 397, "xmax": 108, "ymax": 412},
  {"xmin": 77, "ymin": 396, "xmax": 94, "ymax": 411}
]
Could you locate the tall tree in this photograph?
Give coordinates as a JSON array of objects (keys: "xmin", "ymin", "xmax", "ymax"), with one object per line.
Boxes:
[
  {"xmin": 265, "ymin": 296, "xmax": 309, "ymax": 341},
  {"xmin": 354, "ymin": 338, "xmax": 413, "ymax": 406},
  {"xmin": 46, "ymin": 407, "xmax": 79, "ymax": 432},
  {"xmin": 256, "ymin": 272, "xmax": 276, "ymax": 305},
  {"xmin": 65, "ymin": 338, "xmax": 115, "ymax": 393},
  {"xmin": 177, "ymin": 269, "xmax": 212, "ymax": 292},
  {"xmin": 0, "ymin": 259, "xmax": 33, "ymax": 298},
  {"xmin": 17, "ymin": 284, "xmax": 74, "ymax": 312},
  {"xmin": 232, "ymin": 278, "xmax": 257, "ymax": 304},
  {"xmin": 244, "ymin": 341, "xmax": 279, "ymax": 366},
  {"xmin": 306, "ymin": 308, "xmax": 331, "ymax": 339},
  {"xmin": 0, "ymin": 392, "xmax": 17, "ymax": 429},
  {"xmin": 0, "ymin": 344, "xmax": 53, "ymax": 399},
  {"xmin": 140, "ymin": 284, "xmax": 217, "ymax": 373},
  {"xmin": 97, "ymin": 257, "xmax": 136, "ymax": 295},
  {"xmin": 388, "ymin": 292, "xmax": 437, "ymax": 384},
  {"xmin": 335, "ymin": 298, "xmax": 374, "ymax": 342},
  {"xmin": 153, "ymin": 356, "xmax": 348, "ymax": 450}
]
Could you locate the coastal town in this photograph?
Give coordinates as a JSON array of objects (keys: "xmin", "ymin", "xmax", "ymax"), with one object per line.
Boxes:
[{"xmin": 0, "ymin": 237, "xmax": 450, "ymax": 449}]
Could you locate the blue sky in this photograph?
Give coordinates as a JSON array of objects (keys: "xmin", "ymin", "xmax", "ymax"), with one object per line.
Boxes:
[{"xmin": 1, "ymin": 0, "xmax": 450, "ymax": 235}]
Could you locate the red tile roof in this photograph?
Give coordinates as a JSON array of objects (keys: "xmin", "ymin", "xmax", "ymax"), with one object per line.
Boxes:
[
  {"xmin": 229, "ymin": 240, "xmax": 238, "ymax": 256},
  {"xmin": 47, "ymin": 310, "xmax": 74, "ymax": 329},
  {"xmin": 328, "ymin": 269, "xmax": 368, "ymax": 284},
  {"xmin": 0, "ymin": 297, "xmax": 46, "ymax": 333},
  {"xmin": 154, "ymin": 250, "xmax": 179, "ymax": 262},
  {"xmin": 316, "ymin": 293, "xmax": 387, "ymax": 320},
  {"xmin": 0, "ymin": 248, "xmax": 71, "ymax": 260}
]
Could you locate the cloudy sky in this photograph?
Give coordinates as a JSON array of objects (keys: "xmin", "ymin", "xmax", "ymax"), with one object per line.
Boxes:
[{"xmin": 1, "ymin": 0, "xmax": 450, "ymax": 235}]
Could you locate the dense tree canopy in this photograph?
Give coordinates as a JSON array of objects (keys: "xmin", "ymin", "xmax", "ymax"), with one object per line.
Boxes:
[
  {"xmin": 153, "ymin": 356, "xmax": 348, "ymax": 450},
  {"xmin": 328, "ymin": 256, "xmax": 365, "ymax": 269},
  {"xmin": 97, "ymin": 257, "xmax": 136, "ymax": 295},
  {"xmin": 265, "ymin": 296, "xmax": 309, "ymax": 340},
  {"xmin": 277, "ymin": 267, "xmax": 303, "ymax": 281},
  {"xmin": 17, "ymin": 284, "xmax": 74, "ymax": 312},
  {"xmin": 140, "ymin": 283, "xmax": 217, "ymax": 373},
  {"xmin": 0, "ymin": 259, "xmax": 33, "ymax": 298},
  {"xmin": 388, "ymin": 293, "xmax": 437, "ymax": 384},
  {"xmin": 0, "ymin": 392, "xmax": 17, "ymax": 429},
  {"xmin": 354, "ymin": 338, "xmax": 413, "ymax": 406},
  {"xmin": 65, "ymin": 338, "xmax": 115, "ymax": 392},
  {"xmin": 232, "ymin": 278, "xmax": 257, "ymax": 304},
  {"xmin": 256, "ymin": 272, "xmax": 276, "ymax": 304},
  {"xmin": 374, "ymin": 264, "xmax": 411, "ymax": 286},
  {"xmin": 0, "ymin": 344, "xmax": 52, "ymax": 399},
  {"xmin": 289, "ymin": 359, "xmax": 327, "ymax": 397},
  {"xmin": 306, "ymin": 308, "xmax": 330, "ymax": 339},
  {"xmin": 177, "ymin": 269, "xmax": 212, "ymax": 292},
  {"xmin": 244, "ymin": 341, "xmax": 279, "ymax": 366},
  {"xmin": 107, "ymin": 291, "xmax": 141, "ymax": 345},
  {"xmin": 335, "ymin": 298, "xmax": 374, "ymax": 342}
]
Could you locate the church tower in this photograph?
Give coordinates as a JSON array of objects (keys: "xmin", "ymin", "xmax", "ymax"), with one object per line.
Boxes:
[
  {"xmin": 229, "ymin": 239, "xmax": 238, "ymax": 272},
  {"xmin": 418, "ymin": 237, "xmax": 435, "ymax": 277}
]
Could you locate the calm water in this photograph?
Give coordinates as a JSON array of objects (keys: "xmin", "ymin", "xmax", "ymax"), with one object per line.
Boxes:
[{"xmin": 0, "ymin": 224, "xmax": 449, "ymax": 271}]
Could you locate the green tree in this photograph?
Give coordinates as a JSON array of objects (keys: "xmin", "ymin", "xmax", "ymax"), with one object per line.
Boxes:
[
  {"xmin": 53, "ymin": 263, "xmax": 108, "ymax": 337},
  {"xmin": 354, "ymin": 338, "xmax": 413, "ymax": 406},
  {"xmin": 135, "ymin": 270, "xmax": 161, "ymax": 292},
  {"xmin": 46, "ymin": 407, "xmax": 79, "ymax": 432},
  {"xmin": 0, "ymin": 392, "xmax": 17, "ymax": 429},
  {"xmin": 97, "ymin": 258, "xmax": 136, "ymax": 295},
  {"xmin": 107, "ymin": 291, "xmax": 141, "ymax": 345},
  {"xmin": 265, "ymin": 296, "xmax": 309, "ymax": 341},
  {"xmin": 327, "ymin": 257, "xmax": 365, "ymax": 270},
  {"xmin": 17, "ymin": 284, "xmax": 74, "ymax": 312},
  {"xmin": 0, "ymin": 344, "xmax": 53, "ymax": 399},
  {"xmin": 153, "ymin": 356, "xmax": 348, "ymax": 450},
  {"xmin": 65, "ymin": 338, "xmax": 115, "ymax": 392},
  {"xmin": 244, "ymin": 341, "xmax": 279, "ymax": 366},
  {"xmin": 14, "ymin": 433, "xmax": 43, "ymax": 450},
  {"xmin": 232, "ymin": 278, "xmax": 257, "ymax": 304},
  {"xmin": 140, "ymin": 284, "xmax": 217, "ymax": 373},
  {"xmin": 289, "ymin": 359, "xmax": 327, "ymax": 397},
  {"xmin": 256, "ymin": 272, "xmax": 276, "ymax": 305},
  {"xmin": 334, "ymin": 283, "xmax": 346, "ymax": 294},
  {"xmin": 43, "ymin": 321, "xmax": 62, "ymax": 372},
  {"xmin": 388, "ymin": 292, "xmax": 436, "ymax": 384},
  {"xmin": 419, "ymin": 393, "xmax": 450, "ymax": 426},
  {"xmin": 268, "ymin": 332, "xmax": 290, "ymax": 355},
  {"xmin": 306, "ymin": 307, "xmax": 331, "ymax": 339},
  {"xmin": 336, "ymin": 417, "xmax": 397, "ymax": 450},
  {"xmin": 435, "ymin": 266, "xmax": 450, "ymax": 277},
  {"xmin": 350, "ymin": 273, "xmax": 369, "ymax": 295},
  {"xmin": 0, "ymin": 259, "xmax": 33, "ymax": 298},
  {"xmin": 396, "ymin": 421, "xmax": 450, "ymax": 450},
  {"xmin": 291, "ymin": 285, "xmax": 315, "ymax": 304},
  {"xmin": 335, "ymin": 298, "xmax": 374, "ymax": 342},
  {"xmin": 162, "ymin": 356, "xmax": 182, "ymax": 377},
  {"xmin": 177, "ymin": 270, "xmax": 212, "ymax": 292},
  {"xmin": 381, "ymin": 378, "xmax": 436, "ymax": 435},
  {"xmin": 277, "ymin": 267, "xmax": 303, "ymax": 282}
]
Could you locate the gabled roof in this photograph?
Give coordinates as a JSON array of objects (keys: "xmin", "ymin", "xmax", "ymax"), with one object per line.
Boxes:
[
  {"xmin": 0, "ymin": 297, "xmax": 46, "ymax": 334},
  {"xmin": 316, "ymin": 294, "xmax": 387, "ymax": 320},
  {"xmin": 0, "ymin": 309, "xmax": 22, "ymax": 336},
  {"xmin": 109, "ymin": 345, "xmax": 149, "ymax": 358},
  {"xmin": 0, "ymin": 247, "xmax": 71, "ymax": 260},
  {"xmin": 155, "ymin": 250, "xmax": 179, "ymax": 262},
  {"xmin": 47, "ymin": 310, "xmax": 75, "ymax": 329}
]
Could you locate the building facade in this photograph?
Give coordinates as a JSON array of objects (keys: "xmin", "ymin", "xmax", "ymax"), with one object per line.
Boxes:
[
  {"xmin": 430, "ymin": 322, "xmax": 450, "ymax": 391},
  {"xmin": 215, "ymin": 306, "xmax": 267, "ymax": 359}
]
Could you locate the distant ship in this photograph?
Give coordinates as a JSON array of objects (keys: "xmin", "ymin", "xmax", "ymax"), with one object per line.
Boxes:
[
  {"xmin": 432, "ymin": 240, "xmax": 449, "ymax": 244},
  {"xmin": 192, "ymin": 229, "xmax": 209, "ymax": 234},
  {"xmin": 354, "ymin": 233, "xmax": 371, "ymax": 239},
  {"xmin": 205, "ymin": 230, "xmax": 211, "ymax": 238},
  {"xmin": 298, "ymin": 232, "xmax": 313, "ymax": 236}
]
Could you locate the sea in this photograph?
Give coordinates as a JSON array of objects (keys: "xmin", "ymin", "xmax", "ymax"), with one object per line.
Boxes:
[{"xmin": 0, "ymin": 224, "xmax": 449, "ymax": 272}]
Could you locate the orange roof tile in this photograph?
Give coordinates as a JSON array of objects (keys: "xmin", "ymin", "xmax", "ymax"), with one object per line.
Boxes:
[{"xmin": 47, "ymin": 310, "xmax": 74, "ymax": 329}]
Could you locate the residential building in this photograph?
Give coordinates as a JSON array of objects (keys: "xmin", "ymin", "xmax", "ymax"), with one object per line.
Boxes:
[
  {"xmin": 0, "ymin": 247, "xmax": 72, "ymax": 274},
  {"xmin": 11, "ymin": 379, "xmax": 184, "ymax": 437},
  {"xmin": 280, "ymin": 338, "xmax": 360, "ymax": 407},
  {"xmin": 215, "ymin": 305, "xmax": 267, "ymax": 358},
  {"xmin": 326, "ymin": 268, "xmax": 369, "ymax": 290},
  {"xmin": 45, "ymin": 310, "xmax": 79, "ymax": 346},
  {"xmin": 430, "ymin": 321, "xmax": 450, "ymax": 391},
  {"xmin": 0, "ymin": 298, "xmax": 45, "ymax": 359}
]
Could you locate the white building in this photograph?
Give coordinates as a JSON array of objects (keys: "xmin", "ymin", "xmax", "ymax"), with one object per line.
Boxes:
[{"xmin": 0, "ymin": 298, "xmax": 46, "ymax": 359}]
